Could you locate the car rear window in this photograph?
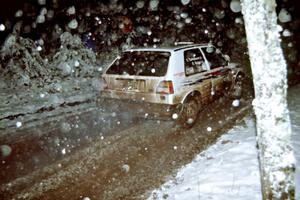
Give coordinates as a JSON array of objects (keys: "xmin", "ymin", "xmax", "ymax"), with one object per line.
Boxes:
[{"xmin": 106, "ymin": 51, "xmax": 170, "ymax": 76}]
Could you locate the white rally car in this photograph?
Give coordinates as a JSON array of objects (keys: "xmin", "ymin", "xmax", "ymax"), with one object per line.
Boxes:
[{"xmin": 98, "ymin": 43, "xmax": 244, "ymax": 128}]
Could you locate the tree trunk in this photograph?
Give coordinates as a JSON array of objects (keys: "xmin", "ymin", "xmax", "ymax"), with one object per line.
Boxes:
[{"xmin": 240, "ymin": 0, "xmax": 295, "ymax": 199}]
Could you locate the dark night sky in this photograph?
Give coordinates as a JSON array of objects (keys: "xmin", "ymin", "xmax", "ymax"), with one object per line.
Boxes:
[
  {"xmin": 0, "ymin": 0, "xmax": 26, "ymax": 19},
  {"xmin": 0, "ymin": 0, "xmax": 298, "ymax": 45}
]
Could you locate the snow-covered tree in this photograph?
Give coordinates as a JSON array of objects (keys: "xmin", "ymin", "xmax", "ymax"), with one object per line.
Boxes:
[
  {"xmin": 0, "ymin": 34, "xmax": 48, "ymax": 87},
  {"xmin": 51, "ymin": 32, "xmax": 97, "ymax": 78},
  {"xmin": 241, "ymin": 0, "xmax": 295, "ymax": 199}
]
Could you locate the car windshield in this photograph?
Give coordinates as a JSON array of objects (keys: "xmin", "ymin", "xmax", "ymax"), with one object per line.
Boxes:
[{"xmin": 106, "ymin": 51, "xmax": 170, "ymax": 76}]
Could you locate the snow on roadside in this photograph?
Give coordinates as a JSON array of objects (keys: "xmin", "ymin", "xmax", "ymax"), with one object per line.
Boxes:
[
  {"xmin": 148, "ymin": 117, "xmax": 262, "ymax": 200},
  {"xmin": 148, "ymin": 84, "xmax": 300, "ymax": 200},
  {"xmin": 0, "ymin": 77, "xmax": 100, "ymax": 131}
]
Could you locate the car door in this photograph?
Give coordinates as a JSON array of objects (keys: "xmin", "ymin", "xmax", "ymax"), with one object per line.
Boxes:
[
  {"xmin": 200, "ymin": 46, "xmax": 228, "ymax": 96},
  {"xmin": 181, "ymin": 48, "xmax": 212, "ymax": 104}
]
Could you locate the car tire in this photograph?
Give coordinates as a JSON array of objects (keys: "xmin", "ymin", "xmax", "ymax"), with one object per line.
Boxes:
[
  {"xmin": 178, "ymin": 97, "xmax": 199, "ymax": 129},
  {"xmin": 226, "ymin": 73, "xmax": 244, "ymax": 99}
]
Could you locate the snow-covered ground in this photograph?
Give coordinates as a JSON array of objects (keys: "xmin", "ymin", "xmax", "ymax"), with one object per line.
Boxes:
[{"xmin": 148, "ymin": 84, "xmax": 300, "ymax": 200}]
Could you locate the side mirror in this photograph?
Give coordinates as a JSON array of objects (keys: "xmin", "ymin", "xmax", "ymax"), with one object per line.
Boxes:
[{"xmin": 223, "ymin": 54, "xmax": 230, "ymax": 62}]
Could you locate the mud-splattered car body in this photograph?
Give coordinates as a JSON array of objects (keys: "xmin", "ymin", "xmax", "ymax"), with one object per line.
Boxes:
[{"xmin": 98, "ymin": 43, "xmax": 244, "ymax": 128}]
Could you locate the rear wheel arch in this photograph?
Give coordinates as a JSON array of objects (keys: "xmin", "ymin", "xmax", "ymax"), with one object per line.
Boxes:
[
  {"xmin": 182, "ymin": 90, "xmax": 202, "ymax": 106},
  {"xmin": 177, "ymin": 91, "xmax": 202, "ymax": 128}
]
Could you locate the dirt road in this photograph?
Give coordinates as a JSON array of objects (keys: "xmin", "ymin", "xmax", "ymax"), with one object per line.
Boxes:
[{"xmin": 1, "ymin": 96, "xmax": 252, "ymax": 200}]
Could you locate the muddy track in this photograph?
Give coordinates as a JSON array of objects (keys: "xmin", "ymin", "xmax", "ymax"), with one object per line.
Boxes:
[{"xmin": 1, "ymin": 96, "xmax": 253, "ymax": 200}]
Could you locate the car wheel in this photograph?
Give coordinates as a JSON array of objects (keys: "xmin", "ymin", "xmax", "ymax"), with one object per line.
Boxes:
[
  {"xmin": 179, "ymin": 98, "xmax": 199, "ymax": 128},
  {"xmin": 227, "ymin": 73, "xmax": 244, "ymax": 99}
]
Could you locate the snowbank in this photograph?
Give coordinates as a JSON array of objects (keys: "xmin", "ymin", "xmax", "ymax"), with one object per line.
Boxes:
[
  {"xmin": 148, "ymin": 117, "xmax": 262, "ymax": 200},
  {"xmin": 148, "ymin": 84, "xmax": 300, "ymax": 199}
]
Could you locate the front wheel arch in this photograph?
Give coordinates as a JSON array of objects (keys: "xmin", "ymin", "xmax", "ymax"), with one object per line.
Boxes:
[{"xmin": 225, "ymin": 71, "xmax": 245, "ymax": 99}]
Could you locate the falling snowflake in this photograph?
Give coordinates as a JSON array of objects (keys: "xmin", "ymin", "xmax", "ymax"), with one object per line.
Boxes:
[
  {"xmin": 0, "ymin": 145, "xmax": 12, "ymax": 157},
  {"xmin": 172, "ymin": 113, "xmax": 179, "ymax": 120},
  {"xmin": 74, "ymin": 60, "xmax": 80, "ymax": 67},
  {"xmin": 16, "ymin": 121, "xmax": 22, "ymax": 128},
  {"xmin": 230, "ymin": 0, "xmax": 241, "ymax": 13},
  {"xmin": 121, "ymin": 164, "xmax": 130, "ymax": 173},
  {"xmin": 232, "ymin": 99, "xmax": 240, "ymax": 107},
  {"xmin": 15, "ymin": 10, "xmax": 23, "ymax": 17},
  {"xmin": 61, "ymin": 148, "xmax": 66, "ymax": 155},
  {"xmin": 149, "ymin": 0, "xmax": 159, "ymax": 11},
  {"xmin": 37, "ymin": 46, "xmax": 43, "ymax": 51},
  {"xmin": 0, "ymin": 24, "xmax": 5, "ymax": 31},
  {"xmin": 37, "ymin": 0, "xmax": 46, "ymax": 6},
  {"xmin": 181, "ymin": 0, "xmax": 190, "ymax": 6},
  {"xmin": 67, "ymin": 6, "xmax": 76, "ymax": 15},
  {"xmin": 136, "ymin": 1, "xmax": 145, "ymax": 9},
  {"xmin": 36, "ymin": 15, "xmax": 46, "ymax": 24},
  {"xmin": 282, "ymin": 29, "xmax": 292, "ymax": 37},
  {"xmin": 68, "ymin": 19, "xmax": 78, "ymax": 29},
  {"xmin": 278, "ymin": 8, "xmax": 291, "ymax": 23}
]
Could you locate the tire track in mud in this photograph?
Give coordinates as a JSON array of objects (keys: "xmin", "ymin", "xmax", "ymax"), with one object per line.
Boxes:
[{"xmin": 1, "ymin": 96, "xmax": 253, "ymax": 200}]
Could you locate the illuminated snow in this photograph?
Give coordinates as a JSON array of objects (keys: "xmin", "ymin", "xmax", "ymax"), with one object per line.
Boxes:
[
  {"xmin": 61, "ymin": 148, "xmax": 66, "ymax": 155},
  {"xmin": 36, "ymin": 15, "xmax": 46, "ymax": 24},
  {"xmin": 187, "ymin": 118, "xmax": 194, "ymax": 124},
  {"xmin": 172, "ymin": 113, "xmax": 179, "ymax": 120},
  {"xmin": 185, "ymin": 17, "xmax": 192, "ymax": 24},
  {"xmin": 0, "ymin": 24, "xmax": 5, "ymax": 31},
  {"xmin": 15, "ymin": 10, "xmax": 23, "ymax": 17},
  {"xmin": 232, "ymin": 99, "xmax": 240, "ymax": 107},
  {"xmin": 148, "ymin": 118, "xmax": 262, "ymax": 200},
  {"xmin": 230, "ymin": 0, "xmax": 242, "ymax": 13},
  {"xmin": 149, "ymin": 0, "xmax": 159, "ymax": 11},
  {"xmin": 16, "ymin": 121, "xmax": 22, "ymax": 128},
  {"xmin": 180, "ymin": 13, "xmax": 188, "ymax": 19},
  {"xmin": 74, "ymin": 60, "xmax": 80, "ymax": 67},
  {"xmin": 46, "ymin": 10, "xmax": 54, "ymax": 19},
  {"xmin": 38, "ymin": 0, "xmax": 46, "ymax": 5},
  {"xmin": 136, "ymin": 1, "xmax": 145, "ymax": 9},
  {"xmin": 181, "ymin": 0, "xmax": 190, "ymax": 6},
  {"xmin": 0, "ymin": 145, "xmax": 12, "ymax": 157},
  {"xmin": 68, "ymin": 19, "xmax": 78, "ymax": 29},
  {"xmin": 36, "ymin": 46, "xmax": 43, "ymax": 51},
  {"xmin": 121, "ymin": 164, "xmax": 130, "ymax": 173},
  {"xmin": 207, "ymin": 127, "xmax": 212, "ymax": 132},
  {"xmin": 282, "ymin": 29, "xmax": 292, "ymax": 37},
  {"xmin": 40, "ymin": 7, "xmax": 47, "ymax": 15},
  {"xmin": 67, "ymin": 6, "xmax": 76, "ymax": 15},
  {"xmin": 278, "ymin": 8, "xmax": 292, "ymax": 23},
  {"xmin": 235, "ymin": 17, "xmax": 243, "ymax": 24}
]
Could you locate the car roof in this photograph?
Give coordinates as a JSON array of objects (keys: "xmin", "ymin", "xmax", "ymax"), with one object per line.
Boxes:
[{"xmin": 124, "ymin": 43, "xmax": 212, "ymax": 53}]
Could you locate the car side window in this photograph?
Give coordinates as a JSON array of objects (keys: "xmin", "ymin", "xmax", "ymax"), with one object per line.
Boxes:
[
  {"xmin": 184, "ymin": 48, "xmax": 207, "ymax": 76},
  {"xmin": 202, "ymin": 46, "xmax": 227, "ymax": 69}
]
